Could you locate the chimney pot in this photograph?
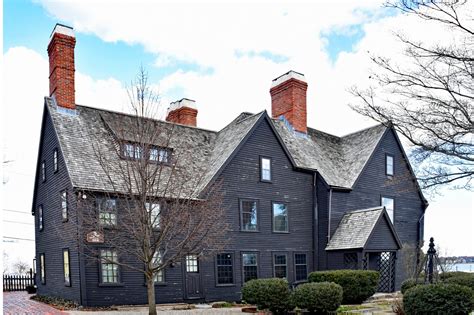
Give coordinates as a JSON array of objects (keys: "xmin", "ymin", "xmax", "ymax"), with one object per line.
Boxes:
[
  {"xmin": 166, "ymin": 98, "xmax": 198, "ymax": 127},
  {"xmin": 47, "ymin": 23, "xmax": 76, "ymax": 110},
  {"xmin": 270, "ymin": 70, "xmax": 308, "ymax": 134}
]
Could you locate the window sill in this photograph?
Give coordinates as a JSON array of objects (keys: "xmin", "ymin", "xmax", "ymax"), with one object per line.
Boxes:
[
  {"xmin": 98, "ymin": 283, "xmax": 124, "ymax": 287},
  {"xmin": 62, "ymin": 218, "xmax": 68, "ymax": 223},
  {"xmin": 240, "ymin": 230, "xmax": 260, "ymax": 233},
  {"xmin": 259, "ymin": 179, "xmax": 272, "ymax": 183},
  {"xmin": 272, "ymin": 231, "xmax": 290, "ymax": 234},
  {"xmin": 216, "ymin": 283, "xmax": 236, "ymax": 287}
]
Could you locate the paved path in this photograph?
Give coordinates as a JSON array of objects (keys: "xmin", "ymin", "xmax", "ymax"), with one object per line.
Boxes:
[{"xmin": 3, "ymin": 292, "xmax": 66, "ymax": 315}]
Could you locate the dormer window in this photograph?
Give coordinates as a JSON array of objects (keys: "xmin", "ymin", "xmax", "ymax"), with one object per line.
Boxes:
[
  {"xmin": 386, "ymin": 154, "xmax": 394, "ymax": 176},
  {"xmin": 149, "ymin": 147, "xmax": 170, "ymax": 163},
  {"xmin": 124, "ymin": 143, "xmax": 135, "ymax": 158}
]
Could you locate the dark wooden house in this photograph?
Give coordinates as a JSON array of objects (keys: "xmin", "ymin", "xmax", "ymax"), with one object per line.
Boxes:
[{"xmin": 32, "ymin": 24, "xmax": 428, "ymax": 306}]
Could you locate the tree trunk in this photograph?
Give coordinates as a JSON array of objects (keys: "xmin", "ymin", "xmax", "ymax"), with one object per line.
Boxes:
[{"xmin": 146, "ymin": 275, "xmax": 157, "ymax": 315}]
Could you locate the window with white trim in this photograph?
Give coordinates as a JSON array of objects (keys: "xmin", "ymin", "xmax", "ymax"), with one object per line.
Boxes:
[
  {"xmin": 272, "ymin": 202, "xmax": 288, "ymax": 232},
  {"xmin": 40, "ymin": 253, "xmax": 46, "ymax": 284},
  {"xmin": 382, "ymin": 196, "xmax": 395, "ymax": 223}
]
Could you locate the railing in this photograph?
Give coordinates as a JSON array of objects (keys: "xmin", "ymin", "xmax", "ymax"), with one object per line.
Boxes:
[{"xmin": 3, "ymin": 270, "xmax": 35, "ymax": 291}]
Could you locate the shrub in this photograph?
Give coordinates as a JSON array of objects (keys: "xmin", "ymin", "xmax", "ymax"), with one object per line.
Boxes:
[
  {"xmin": 292, "ymin": 282, "xmax": 343, "ymax": 313},
  {"xmin": 241, "ymin": 278, "xmax": 292, "ymax": 314},
  {"xmin": 308, "ymin": 270, "xmax": 379, "ymax": 304},
  {"xmin": 440, "ymin": 271, "xmax": 470, "ymax": 280},
  {"xmin": 444, "ymin": 274, "xmax": 474, "ymax": 292},
  {"xmin": 401, "ymin": 278, "xmax": 423, "ymax": 294},
  {"xmin": 403, "ymin": 283, "xmax": 474, "ymax": 315}
]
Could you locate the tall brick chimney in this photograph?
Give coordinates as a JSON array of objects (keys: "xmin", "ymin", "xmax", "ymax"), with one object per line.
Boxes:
[
  {"xmin": 270, "ymin": 70, "xmax": 308, "ymax": 133},
  {"xmin": 47, "ymin": 24, "xmax": 76, "ymax": 110},
  {"xmin": 166, "ymin": 98, "xmax": 198, "ymax": 127}
]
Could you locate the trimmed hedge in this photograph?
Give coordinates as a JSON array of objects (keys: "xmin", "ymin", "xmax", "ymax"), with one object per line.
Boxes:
[
  {"xmin": 292, "ymin": 282, "xmax": 343, "ymax": 313},
  {"xmin": 241, "ymin": 278, "xmax": 292, "ymax": 314},
  {"xmin": 403, "ymin": 283, "xmax": 474, "ymax": 315},
  {"xmin": 401, "ymin": 278, "xmax": 423, "ymax": 294},
  {"xmin": 440, "ymin": 271, "xmax": 470, "ymax": 281},
  {"xmin": 308, "ymin": 270, "xmax": 379, "ymax": 304},
  {"xmin": 444, "ymin": 274, "xmax": 474, "ymax": 292}
]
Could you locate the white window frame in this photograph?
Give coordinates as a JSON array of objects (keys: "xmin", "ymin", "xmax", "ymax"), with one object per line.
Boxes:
[
  {"xmin": 381, "ymin": 196, "xmax": 395, "ymax": 223},
  {"xmin": 386, "ymin": 154, "xmax": 394, "ymax": 176},
  {"xmin": 260, "ymin": 157, "xmax": 271, "ymax": 181},
  {"xmin": 61, "ymin": 190, "xmax": 68, "ymax": 222}
]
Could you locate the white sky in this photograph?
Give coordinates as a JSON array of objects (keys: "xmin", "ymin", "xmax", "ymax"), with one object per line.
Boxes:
[{"xmin": 1, "ymin": 1, "xmax": 473, "ymax": 273}]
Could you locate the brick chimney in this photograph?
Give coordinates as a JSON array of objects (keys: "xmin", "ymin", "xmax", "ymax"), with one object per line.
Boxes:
[
  {"xmin": 270, "ymin": 70, "xmax": 308, "ymax": 133},
  {"xmin": 166, "ymin": 98, "xmax": 198, "ymax": 127},
  {"xmin": 47, "ymin": 24, "xmax": 76, "ymax": 110}
]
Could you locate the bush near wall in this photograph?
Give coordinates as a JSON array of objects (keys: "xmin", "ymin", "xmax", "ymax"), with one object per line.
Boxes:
[
  {"xmin": 292, "ymin": 282, "xmax": 343, "ymax": 313},
  {"xmin": 241, "ymin": 278, "xmax": 292, "ymax": 314},
  {"xmin": 308, "ymin": 270, "xmax": 379, "ymax": 304},
  {"xmin": 403, "ymin": 283, "xmax": 474, "ymax": 315}
]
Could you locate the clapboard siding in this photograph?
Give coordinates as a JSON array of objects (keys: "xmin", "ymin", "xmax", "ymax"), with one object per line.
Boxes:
[
  {"xmin": 323, "ymin": 129, "xmax": 424, "ymax": 289},
  {"xmin": 199, "ymin": 119, "xmax": 314, "ymax": 301},
  {"xmin": 34, "ymin": 107, "xmax": 81, "ymax": 302},
  {"xmin": 366, "ymin": 216, "xmax": 399, "ymax": 251}
]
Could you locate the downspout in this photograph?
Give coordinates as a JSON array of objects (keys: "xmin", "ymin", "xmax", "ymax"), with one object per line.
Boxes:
[
  {"xmin": 416, "ymin": 211, "xmax": 426, "ymax": 274},
  {"xmin": 312, "ymin": 172, "xmax": 319, "ymax": 271}
]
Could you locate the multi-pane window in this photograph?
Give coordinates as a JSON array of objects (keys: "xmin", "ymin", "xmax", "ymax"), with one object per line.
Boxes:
[
  {"xmin": 294, "ymin": 254, "xmax": 307, "ymax": 281},
  {"xmin": 124, "ymin": 143, "xmax": 135, "ymax": 158},
  {"xmin": 61, "ymin": 190, "xmax": 68, "ymax": 221},
  {"xmin": 240, "ymin": 199, "xmax": 258, "ymax": 231},
  {"xmin": 260, "ymin": 157, "xmax": 271, "ymax": 181},
  {"xmin": 186, "ymin": 255, "xmax": 198, "ymax": 273},
  {"xmin": 216, "ymin": 253, "xmax": 234, "ymax": 285},
  {"xmin": 41, "ymin": 161, "xmax": 46, "ymax": 182},
  {"xmin": 100, "ymin": 249, "xmax": 119, "ymax": 283},
  {"xmin": 274, "ymin": 254, "xmax": 287, "ymax": 278},
  {"xmin": 273, "ymin": 203, "xmax": 288, "ymax": 232},
  {"xmin": 386, "ymin": 154, "xmax": 394, "ymax": 176},
  {"xmin": 38, "ymin": 205, "xmax": 44, "ymax": 231},
  {"xmin": 153, "ymin": 251, "xmax": 164, "ymax": 283},
  {"xmin": 145, "ymin": 202, "xmax": 160, "ymax": 228},
  {"xmin": 40, "ymin": 253, "xmax": 45, "ymax": 284},
  {"xmin": 53, "ymin": 149, "xmax": 58, "ymax": 173},
  {"xmin": 242, "ymin": 253, "xmax": 258, "ymax": 282},
  {"xmin": 382, "ymin": 197, "xmax": 395, "ymax": 223},
  {"xmin": 150, "ymin": 147, "xmax": 170, "ymax": 163},
  {"xmin": 99, "ymin": 198, "xmax": 117, "ymax": 226},
  {"xmin": 63, "ymin": 249, "xmax": 71, "ymax": 286}
]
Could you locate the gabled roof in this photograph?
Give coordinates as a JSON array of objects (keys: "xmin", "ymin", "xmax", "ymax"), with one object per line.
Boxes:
[
  {"xmin": 325, "ymin": 206, "xmax": 402, "ymax": 251},
  {"xmin": 44, "ymin": 97, "xmax": 263, "ymax": 198},
  {"xmin": 272, "ymin": 119, "xmax": 387, "ymax": 188},
  {"xmin": 44, "ymin": 96, "xmax": 422, "ymax": 199}
]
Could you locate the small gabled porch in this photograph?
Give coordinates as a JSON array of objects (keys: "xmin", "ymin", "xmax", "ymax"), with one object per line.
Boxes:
[{"xmin": 325, "ymin": 206, "xmax": 402, "ymax": 292}]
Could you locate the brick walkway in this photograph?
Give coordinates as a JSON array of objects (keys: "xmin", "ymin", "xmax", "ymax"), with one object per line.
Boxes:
[{"xmin": 3, "ymin": 291, "xmax": 67, "ymax": 315}]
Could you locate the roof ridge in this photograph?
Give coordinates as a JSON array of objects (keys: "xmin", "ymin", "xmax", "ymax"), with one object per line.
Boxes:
[
  {"xmin": 69, "ymin": 101, "xmax": 218, "ymax": 134},
  {"xmin": 217, "ymin": 111, "xmax": 263, "ymax": 134},
  {"xmin": 347, "ymin": 206, "xmax": 384, "ymax": 214},
  {"xmin": 341, "ymin": 123, "xmax": 386, "ymax": 139}
]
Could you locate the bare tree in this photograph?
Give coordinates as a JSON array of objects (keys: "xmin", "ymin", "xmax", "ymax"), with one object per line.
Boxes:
[
  {"xmin": 3, "ymin": 252, "xmax": 10, "ymax": 274},
  {"xmin": 350, "ymin": 0, "xmax": 473, "ymax": 193},
  {"xmin": 76, "ymin": 68, "xmax": 228, "ymax": 315},
  {"xmin": 12, "ymin": 260, "xmax": 30, "ymax": 275}
]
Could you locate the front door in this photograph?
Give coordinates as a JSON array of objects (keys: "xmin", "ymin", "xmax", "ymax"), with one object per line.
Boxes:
[{"xmin": 184, "ymin": 255, "xmax": 203, "ymax": 299}]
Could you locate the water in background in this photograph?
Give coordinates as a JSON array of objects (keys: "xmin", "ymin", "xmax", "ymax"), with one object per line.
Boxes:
[{"xmin": 452, "ymin": 263, "xmax": 474, "ymax": 272}]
